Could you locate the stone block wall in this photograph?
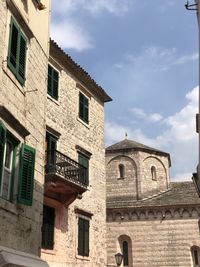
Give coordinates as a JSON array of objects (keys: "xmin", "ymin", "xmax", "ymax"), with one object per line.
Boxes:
[
  {"xmin": 106, "ymin": 153, "xmax": 138, "ymax": 200},
  {"xmin": 0, "ymin": 0, "xmax": 49, "ymax": 256},
  {"xmin": 107, "ymin": 210, "xmax": 200, "ymax": 267}
]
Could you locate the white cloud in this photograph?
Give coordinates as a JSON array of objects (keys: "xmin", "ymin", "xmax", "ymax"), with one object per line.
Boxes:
[
  {"xmin": 51, "ymin": 20, "xmax": 93, "ymax": 51},
  {"xmin": 51, "ymin": 0, "xmax": 132, "ymax": 51},
  {"xmin": 122, "ymin": 46, "xmax": 198, "ymax": 72},
  {"xmin": 52, "ymin": 0, "xmax": 132, "ymax": 16},
  {"xmin": 173, "ymin": 173, "xmax": 192, "ymax": 182},
  {"xmin": 106, "ymin": 86, "xmax": 198, "ymax": 181},
  {"xmin": 130, "ymin": 107, "xmax": 163, "ymax": 122}
]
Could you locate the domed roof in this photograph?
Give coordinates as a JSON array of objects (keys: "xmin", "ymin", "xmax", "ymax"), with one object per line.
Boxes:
[{"xmin": 106, "ymin": 138, "xmax": 170, "ymax": 160}]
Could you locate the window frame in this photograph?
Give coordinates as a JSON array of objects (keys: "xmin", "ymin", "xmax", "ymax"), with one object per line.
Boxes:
[
  {"xmin": 77, "ymin": 216, "xmax": 90, "ymax": 257},
  {"xmin": 78, "ymin": 152, "xmax": 89, "ymax": 185},
  {"xmin": 0, "ymin": 133, "xmax": 18, "ymax": 202},
  {"xmin": 119, "ymin": 164, "xmax": 125, "ymax": 179},
  {"xmin": 191, "ymin": 246, "xmax": 200, "ymax": 267},
  {"xmin": 151, "ymin": 166, "xmax": 157, "ymax": 181},
  {"xmin": 47, "ymin": 64, "xmax": 59, "ymax": 100},
  {"xmin": 122, "ymin": 241, "xmax": 129, "ymax": 266},
  {"xmin": 79, "ymin": 92, "xmax": 89, "ymax": 124},
  {"xmin": 7, "ymin": 17, "xmax": 27, "ymax": 86},
  {"xmin": 42, "ymin": 205, "xmax": 55, "ymax": 250}
]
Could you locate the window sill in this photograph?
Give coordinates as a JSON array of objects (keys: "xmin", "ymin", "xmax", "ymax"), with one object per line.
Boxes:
[
  {"xmin": 47, "ymin": 94, "xmax": 59, "ymax": 105},
  {"xmin": 117, "ymin": 177, "xmax": 125, "ymax": 180},
  {"xmin": 41, "ymin": 249, "xmax": 56, "ymax": 255},
  {"xmin": 77, "ymin": 117, "xmax": 90, "ymax": 129},
  {"xmin": 76, "ymin": 255, "xmax": 90, "ymax": 261},
  {"xmin": 0, "ymin": 197, "xmax": 19, "ymax": 215}
]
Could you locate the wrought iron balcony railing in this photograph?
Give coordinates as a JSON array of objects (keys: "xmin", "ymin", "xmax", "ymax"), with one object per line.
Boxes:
[{"xmin": 45, "ymin": 150, "xmax": 88, "ymax": 188}]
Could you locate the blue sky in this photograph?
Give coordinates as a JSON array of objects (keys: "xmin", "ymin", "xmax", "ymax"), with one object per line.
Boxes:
[{"xmin": 51, "ymin": 0, "xmax": 199, "ymax": 181}]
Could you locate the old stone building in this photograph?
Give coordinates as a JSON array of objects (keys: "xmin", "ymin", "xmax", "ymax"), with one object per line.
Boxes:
[
  {"xmin": 0, "ymin": 1, "xmax": 111, "ymax": 267},
  {"xmin": 41, "ymin": 40, "xmax": 111, "ymax": 267},
  {"xmin": 0, "ymin": 0, "xmax": 50, "ymax": 266},
  {"xmin": 106, "ymin": 138, "xmax": 200, "ymax": 267}
]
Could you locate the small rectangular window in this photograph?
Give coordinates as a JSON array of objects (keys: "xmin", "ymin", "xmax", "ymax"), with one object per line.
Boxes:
[
  {"xmin": 78, "ymin": 217, "xmax": 89, "ymax": 256},
  {"xmin": 7, "ymin": 17, "xmax": 27, "ymax": 85},
  {"xmin": 47, "ymin": 64, "xmax": 59, "ymax": 100},
  {"xmin": 42, "ymin": 205, "xmax": 55, "ymax": 250},
  {"xmin": 79, "ymin": 92, "xmax": 89, "ymax": 124},
  {"xmin": 78, "ymin": 153, "xmax": 89, "ymax": 185}
]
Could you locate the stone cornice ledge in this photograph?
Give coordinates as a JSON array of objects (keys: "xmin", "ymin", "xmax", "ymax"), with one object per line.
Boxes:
[{"xmin": 107, "ymin": 205, "xmax": 200, "ymax": 221}]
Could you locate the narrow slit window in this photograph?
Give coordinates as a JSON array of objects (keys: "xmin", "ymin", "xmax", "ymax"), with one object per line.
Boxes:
[
  {"xmin": 151, "ymin": 166, "xmax": 157, "ymax": 181},
  {"xmin": 122, "ymin": 241, "xmax": 129, "ymax": 266},
  {"xmin": 119, "ymin": 164, "xmax": 125, "ymax": 178}
]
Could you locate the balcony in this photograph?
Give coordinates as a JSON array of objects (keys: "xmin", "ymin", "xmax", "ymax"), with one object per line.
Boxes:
[{"xmin": 44, "ymin": 150, "xmax": 88, "ymax": 205}]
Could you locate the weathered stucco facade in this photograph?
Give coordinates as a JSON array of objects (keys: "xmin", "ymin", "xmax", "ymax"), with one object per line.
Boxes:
[{"xmin": 106, "ymin": 139, "xmax": 200, "ymax": 267}]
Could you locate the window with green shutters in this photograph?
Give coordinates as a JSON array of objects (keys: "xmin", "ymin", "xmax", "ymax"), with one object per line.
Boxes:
[
  {"xmin": 78, "ymin": 217, "xmax": 89, "ymax": 256},
  {"xmin": 7, "ymin": 17, "xmax": 27, "ymax": 86},
  {"xmin": 47, "ymin": 64, "xmax": 59, "ymax": 100},
  {"xmin": 78, "ymin": 153, "xmax": 89, "ymax": 185},
  {"xmin": 0, "ymin": 122, "xmax": 35, "ymax": 205},
  {"xmin": 79, "ymin": 92, "xmax": 89, "ymax": 123},
  {"xmin": 42, "ymin": 205, "xmax": 55, "ymax": 250},
  {"xmin": 18, "ymin": 144, "xmax": 35, "ymax": 206}
]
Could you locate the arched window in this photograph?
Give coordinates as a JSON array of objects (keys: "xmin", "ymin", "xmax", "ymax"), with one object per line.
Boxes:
[
  {"xmin": 151, "ymin": 166, "xmax": 157, "ymax": 181},
  {"xmin": 122, "ymin": 241, "xmax": 129, "ymax": 266},
  {"xmin": 191, "ymin": 246, "xmax": 200, "ymax": 266},
  {"xmin": 119, "ymin": 164, "xmax": 125, "ymax": 178}
]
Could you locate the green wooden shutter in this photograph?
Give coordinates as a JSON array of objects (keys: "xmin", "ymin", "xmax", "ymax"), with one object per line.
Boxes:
[
  {"xmin": 84, "ymin": 96, "xmax": 88, "ymax": 123},
  {"xmin": 78, "ymin": 153, "xmax": 89, "ymax": 185},
  {"xmin": 7, "ymin": 18, "xmax": 27, "ymax": 86},
  {"xmin": 8, "ymin": 18, "xmax": 19, "ymax": 73},
  {"xmin": 42, "ymin": 205, "xmax": 55, "ymax": 249},
  {"xmin": 18, "ymin": 144, "xmax": 35, "ymax": 206},
  {"xmin": 52, "ymin": 69, "xmax": 58, "ymax": 100},
  {"xmin": 78, "ymin": 218, "xmax": 84, "ymax": 255},
  {"xmin": 47, "ymin": 65, "xmax": 59, "ymax": 100},
  {"xmin": 84, "ymin": 219, "xmax": 89, "ymax": 256},
  {"xmin": 79, "ymin": 93, "xmax": 89, "ymax": 123},
  {"xmin": 17, "ymin": 32, "xmax": 27, "ymax": 85},
  {"xmin": 0, "ymin": 122, "xmax": 6, "ymax": 186}
]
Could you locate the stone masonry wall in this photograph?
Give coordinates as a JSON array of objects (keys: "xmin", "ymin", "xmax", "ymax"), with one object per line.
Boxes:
[
  {"xmin": 106, "ymin": 153, "xmax": 138, "ymax": 200},
  {"xmin": 0, "ymin": 0, "xmax": 48, "ymax": 256},
  {"xmin": 107, "ymin": 212, "xmax": 200, "ymax": 267},
  {"xmin": 138, "ymin": 151, "xmax": 170, "ymax": 199},
  {"xmin": 41, "ymin": 61, "xmax": 107, "ymax": 267}
]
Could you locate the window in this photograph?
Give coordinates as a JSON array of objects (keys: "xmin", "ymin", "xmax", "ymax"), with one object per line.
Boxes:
[
  {"xmin": 78, "ymin": 153, "xmax": 89, "ymax": 185},
  {"xmin": 46, "ymin": 132, "xmax": 57, "ymax": 166},
  {"xmin": 7, "ymin": 17, "xmax": 27, "ymax": 85},
  {"xmin": 47, "ymin": 64, "xmax": 59, "ymax": 100},
  {"xmin": 79, "ymin": 92, "xmax": 89, "ymax": 124},
  {"xmin": 78, "ymin": 217, "xmax": 89, "ymax": 256},
  {"xmin": 122, "ymin": 241, "xmax": 129, "ymax": 266},
  {"xmin": 151, "ymin": 166, "xmax": 157, "ymax": 181},
  {"xmin": 191, "ymin": 246, "xmax": 200, "ymax": 267},
  {"xmin": 119, "ymin": 164, "xmax": 125, "ymax": 178},
  {"xmin": 0, "ymin": 121, "xmax": 35, "ymax": 205},
  {"xmin": 42, "ymin": 205, "xmax": 55, "ymax": 250}
]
